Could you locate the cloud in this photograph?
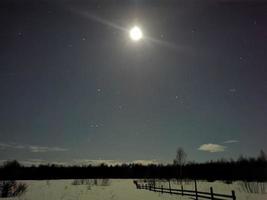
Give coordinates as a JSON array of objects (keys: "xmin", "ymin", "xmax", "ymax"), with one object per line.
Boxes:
[
  {"xmin": 0, "ymin": 160, "xmax": 8, "ymax": 165},
  {"xmin": 19, "ymin": 159, "xmax": 47, "ymax": 166},
  {"xmin": 0, "ymin": 143, "xmax": 12, "ymax": 149},
  {"xmin": 73, "ymin": 159, "xmax": 135, "ymax": 166},
  {"xmin": 223, "ymin": 140, "xmax": 239, "ymax": 144},
  {"xmin": 72, "ymin": 159, "xmax": 122, "ymax": 166},
  {"xmin": 229, "ymin": 88, "xmax": 237, "ymax": 93},
  {"xmin": 21, "ymin": 159, "xmax": 68, "ymax": 166},
  {"xmin": 0, "ymin": 143, "xmax": 25, "ymax": 150},
  {"xmin": 29, "ymin": 146, "xmax": 68, "ymax": 153},
  {"xmin": 131, "ymin": 160, "xmax": 158, "ymax": 165},
  {"xmin": 198, "ymin": 143, "xmax": 226, "ymax": 153},
  {"xmin": 0, "ymin": 142, "xmax": 68, "ymax": 153},
  {"xmin": 72, "ymin": 159, "xmax": 159, "ymax": 166}
]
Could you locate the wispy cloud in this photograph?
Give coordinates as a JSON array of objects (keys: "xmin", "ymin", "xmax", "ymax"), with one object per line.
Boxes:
[
  {"xmin": 223, "ymin": 140, "xmax": 239, "ymax": 144},
  {"xmin": 198, "ymin": 143, "xmax": 226, "ymax": 153},
  {"xmin": 0, "ymin": 160, "xmax": 8, "ymax": 165},
  {"xmin": 0, "ymin": 143, "xmax": 25, "ymax": 150},
  {"xmin": 229, "ymin": 88, "xmax": 237, "ymax": 93},
  {"xmin": 131, "ymin": 160, "xmax": 158, "ymax": 165},
  {"xmin": 72, "ymin": 159, "xmax": 122, "ymax": 166},
  {"xmin": 72, "ymin": 159, "xmax": 159, "ymax": 166},
  {"xmin": 19, "ymin": 159, "xmax": 47, "ymax": 166},
  {"xmin": 29, "ymin": 146, "xmax": 68, "ymax": 153},
  {"xmin": 0, "ymin": 142, "xmax": 68, "ymax": 153},
  {"xmin": 21, "ymin": 159, "xmax": 68, "ymax": 166}
]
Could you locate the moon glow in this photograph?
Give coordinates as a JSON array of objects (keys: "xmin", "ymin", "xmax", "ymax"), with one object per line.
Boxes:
[{"xmin": 129, "ymin": 26, "xmax": 143, "ymax": 41}]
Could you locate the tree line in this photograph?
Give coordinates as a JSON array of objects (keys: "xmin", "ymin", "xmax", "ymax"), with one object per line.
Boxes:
[{"xmin": 0, "ymin": 150, "xmax": 266, "ymax": 181}]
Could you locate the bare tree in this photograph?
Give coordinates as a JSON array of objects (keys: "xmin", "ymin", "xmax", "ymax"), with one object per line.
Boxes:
[
  {"xmin": 173, "ymin": 147, "xmax": 187, "ymax": 182},
  {"xmin": 258, "ymin": 149, "xmax": 267, "ymax": 162}
]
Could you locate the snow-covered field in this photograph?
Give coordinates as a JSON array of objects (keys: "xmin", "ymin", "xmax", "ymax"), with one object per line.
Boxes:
[{"xmin": 2, "ymin": 179, "xmax": 267, "ymax": 200}]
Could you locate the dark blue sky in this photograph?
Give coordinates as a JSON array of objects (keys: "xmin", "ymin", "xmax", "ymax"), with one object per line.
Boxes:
[{"xmin": 0, "ymin": 0, "xmax": 266, "ymax": 165}]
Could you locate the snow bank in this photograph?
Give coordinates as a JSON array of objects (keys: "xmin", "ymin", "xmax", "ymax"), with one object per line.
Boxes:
[{"xmin": 1, "ymin": 179, "xmax": 266, "ymax": 200}]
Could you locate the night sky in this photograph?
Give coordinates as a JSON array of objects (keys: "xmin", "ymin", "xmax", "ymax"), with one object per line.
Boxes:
[{"xmin": 0, "ymin": 0, "xmax": 267, "ymax": 165}]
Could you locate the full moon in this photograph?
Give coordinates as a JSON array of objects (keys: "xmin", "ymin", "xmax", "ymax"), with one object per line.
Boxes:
[{"xmin": 129, "ymin": 26, "xmax": 143, "ymax": 41}]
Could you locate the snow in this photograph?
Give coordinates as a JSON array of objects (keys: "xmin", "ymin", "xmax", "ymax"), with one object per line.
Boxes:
[{"xmin": 1, "ymin": 179, "xmax": 267, "ymax": 200}]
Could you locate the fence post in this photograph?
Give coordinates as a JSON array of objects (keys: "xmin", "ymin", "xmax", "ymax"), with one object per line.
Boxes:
[
  {"xmin": 232, "ymin": 190, "xmax": 236, "ymax": 200},
  {"xmin": 195, "ymin": 180, "xmax": 198, "ymax": 200},
  {"xmin": 161, "ymin": 185, "xmax": 163, "ymax": 194},
  {"xmin": 210, "ymin": 187, "xmax": 214, "ymax": 200},
  {"xmin": 169, "ymin": 182, "xmax": 172, "ymax": 194},
  {"xmin": 181, "ymin": 185, "xmax": 184, "ymax": 196}
]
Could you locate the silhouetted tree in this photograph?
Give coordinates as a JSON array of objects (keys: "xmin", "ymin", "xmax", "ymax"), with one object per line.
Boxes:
[
  {"xmin": 173, "ymin": 147, "xmax": 187, "ymax": 181},
  {"xmin": 258, "ymin": 150, "xmax": 267, "ymax": 162},
  {"xmin": 2, "ymin": 160, "xmax": 21, "ymax": 169}
]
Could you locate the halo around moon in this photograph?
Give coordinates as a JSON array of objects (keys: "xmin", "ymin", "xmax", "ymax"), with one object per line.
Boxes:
[{"xmin": 129, "ymin": 26, "xmax": 143, "ymax": 41}]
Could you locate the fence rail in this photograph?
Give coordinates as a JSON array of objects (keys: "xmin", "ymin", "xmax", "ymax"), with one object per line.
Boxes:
[{"xmin": 133, "ymin": 180, "xmax": 236, "ymax": 200}]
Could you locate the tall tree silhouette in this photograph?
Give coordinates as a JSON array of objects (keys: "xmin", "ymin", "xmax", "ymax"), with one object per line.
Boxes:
[{"xmin": 173, "ymin": 147, "xmax": 187, "ymax": 181}]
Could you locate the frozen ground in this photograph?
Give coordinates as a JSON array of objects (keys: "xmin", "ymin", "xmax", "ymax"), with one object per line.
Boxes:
[{"xmin": 1, "ymin": 179, "xmax": 267, "ymax": 200}]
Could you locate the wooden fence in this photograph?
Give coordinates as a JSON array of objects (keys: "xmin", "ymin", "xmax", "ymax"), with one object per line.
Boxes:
[{"xmin": 133, "ymin": 180, "xmax": 236, "ymax": 200}]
